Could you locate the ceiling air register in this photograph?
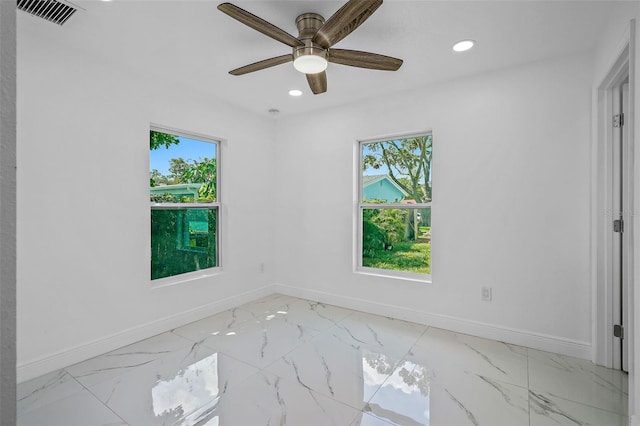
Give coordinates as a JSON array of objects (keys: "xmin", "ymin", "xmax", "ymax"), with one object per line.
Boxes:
[{"xmin": 17, "ymin": 0, "xmax": 79, "ymax": 26}]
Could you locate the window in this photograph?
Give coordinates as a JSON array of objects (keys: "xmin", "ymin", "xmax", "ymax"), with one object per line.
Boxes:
[
  {"xmin": 358, "ymin": 134, "xmax": 432, "ymax": 280},
  {"xmin": 150, "ymin": 127, "xmax": 220, "ymax": 281}
]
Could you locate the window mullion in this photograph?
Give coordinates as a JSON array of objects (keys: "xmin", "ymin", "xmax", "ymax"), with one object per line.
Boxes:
[
  {"xmin": 360, "ymin": 203, "xmax": 431, "ymax": 209},
  {"xmin": 151, "ymin": 203, "xmax": 220, "ymax": 210}
]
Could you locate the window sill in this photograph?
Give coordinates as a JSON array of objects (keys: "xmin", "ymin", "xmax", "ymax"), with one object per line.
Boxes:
[
  {"xmin": 151, "ymin": 267, "xmax": 223, "ymax": 289},
  {"xmin": 355, "ymin": 267, "xmax": 432, "ymax": 284}
]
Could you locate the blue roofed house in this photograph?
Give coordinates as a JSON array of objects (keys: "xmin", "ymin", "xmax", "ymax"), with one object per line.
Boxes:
[
  {"xmin": 362, "ymin": 174, "xmax": 408, "ymax": 202},
  {"xmin": 150, "ymin": 183, "xmax": 203, "ymax": 200}
]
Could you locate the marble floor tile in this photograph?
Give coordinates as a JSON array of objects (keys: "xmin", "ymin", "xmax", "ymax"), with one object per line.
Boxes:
[
  {"xmin": 329, "ymin": 311, "xmax": 428, "ymax": 358},
  {"xmin": 65, "ymin": 331, "xmax": 193, "ymax": 388},
  {"xmin": 528, "ymin": 348, "xmax": 628, "ymax": 414},
  {"xmin": 265, "ymin": 332, "xmax": 404, "ymax": 409},
  {"xmin": 408, "ymin": 327, "xmax": 529, "ymax": 388},
  {"xmin": 171, "ymin": 306, "xmax": 255, "ymax": 342},
  {"xmin": 263, "ymin": 298, "xmax": 354, "ymax": 331},
  {"xmin": 17, "ymin": 388, "xmax": 127, "ymax": 426},
  {"xmin": 17, "ymin": 369, "xmax": 85, "ymax": 415},
  {"xmin": 87, "ymin": 341, "xmax": 258, "ymax": 425},
  {"xmin": 234, "ymin": 293, "xmax": 300, "ymax": 318},
  {"xmin": 208, "ymin": 370, "xmax": 362, "ymax": 425},
  {"xmin": 351, "ymin": 412, "xmax": 397, "ymax": 426},
  {"xmin": 365, "ymin": 358, "xmax": 529, "ymax": 426},
  {"xmin": 529, "ymin": 390, "xmax": 628, "ymax": 426},
  {"xmin": 201, "ymin": 315, "xmax": 321, "ymax": 368}
]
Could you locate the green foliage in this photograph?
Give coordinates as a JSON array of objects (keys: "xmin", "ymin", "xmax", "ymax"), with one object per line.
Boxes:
[
  {"xmin": 362, "ymin": 215, "xmax": 386, "ymax": 255},
  {"xmin": 151, "ymin": 209, "xmax": 217, "ymax": 280},
  {"xmin": 182, "ymin": 158, "xmax": 217, "ymax": 201},
  {"xmin": 362, "ymin": 206, "xmax": 430, "ymax": 274},
  {"xmin": 149, "ymin": 132, "xmax": 216, "ymax": 200},
  {"xmin": 150, "ymin": 130, "xmax": 180, "ymax": 151},
  {"xmin": 150, "ymin": 157, "xmax": 217, "ymax": 202},
  {"xmin": 150, "ymin": 193, "xmax": 181, "ymax": 203},
  {"xmin": 363, "ymin": 135, "xmax": 433, "ymax": 202},
  {"xmin": 150, "ymin": 169, "xmax": 170, "ymax": 187},
  {"xmin": 151, "ymin": 131, "xmax": 179, "ymax": 151},
  {"xmin": 362, "ymin": 207, "xmax": 410, "ymax": 257},
  {"xmin": 374, "ymin": 209, "xmax": 408, "ymax": 244},
  {"xmin": 168, "ymin": 158, "xmax": 191, "ymax": 180},
  {"xmin": 363, "ymin": 208, "xmax": 407, "ymax": 246},
  {"xmin": 362, "ymin": 241, "xmax": 431, "ymax": 274}
]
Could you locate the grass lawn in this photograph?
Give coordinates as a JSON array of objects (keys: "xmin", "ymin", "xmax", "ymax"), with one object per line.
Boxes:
[{"xmin": 362, "ymin": 241, "xmax": 431, "ymax": 274}]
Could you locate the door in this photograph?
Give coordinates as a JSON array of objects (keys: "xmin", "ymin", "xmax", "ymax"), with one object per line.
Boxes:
[{"xmin": 612, "ymin": 79, "xmax": 629, "ymax": 372}]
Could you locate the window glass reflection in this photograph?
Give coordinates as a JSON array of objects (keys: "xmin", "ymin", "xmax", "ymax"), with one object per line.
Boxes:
[
  {"xmin": 152, "ymin": 353, "xmax": 220, "ymax": 425},
  {"xmin": 362, "ymin": 354, "xmax": 431, "ymax": 426}
]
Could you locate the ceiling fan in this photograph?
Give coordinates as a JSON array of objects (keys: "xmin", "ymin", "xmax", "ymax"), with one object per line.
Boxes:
[{"xmin": 217, "ymin": 0, "xmax": 403, "ymax": 95}]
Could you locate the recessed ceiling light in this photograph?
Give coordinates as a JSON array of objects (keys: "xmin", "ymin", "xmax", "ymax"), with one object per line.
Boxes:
[
  {"xmin": 453, "ymin": 40, "xmax": 475, "ymax": 52},
  {"xmin": 289, "ymin": 89, "xmax": 303, "ymax": 97}
]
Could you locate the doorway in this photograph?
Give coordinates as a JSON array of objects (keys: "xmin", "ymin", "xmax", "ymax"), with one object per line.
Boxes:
[
  {"xmin": 593, "ymin": 40, "xmax": 634, "ymax": 373},
  {"xmin": 612, "ymin": 78, "xmax": 630, "ymax": 372}
]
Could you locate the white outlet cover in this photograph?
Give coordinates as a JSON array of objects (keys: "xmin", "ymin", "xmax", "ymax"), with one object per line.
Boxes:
[{"xmin": 482, "ymin": 287, "xmax": 492, "ymax": 301}]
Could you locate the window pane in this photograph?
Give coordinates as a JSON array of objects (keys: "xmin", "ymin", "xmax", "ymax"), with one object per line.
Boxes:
[
  {"xmin": 361, "ymin": 135, "xmax": 432, "ymax": 204},
  {"xmin": 362, "ymin": 207, "xmax": 431, "ymax": 275},
  {"xmin": 151, "ymin": 208, "xmax": 217, "ymax": 280},
  {"xmin": 150, "ymin": 130, "xmax": 217, "ymax": 203}
]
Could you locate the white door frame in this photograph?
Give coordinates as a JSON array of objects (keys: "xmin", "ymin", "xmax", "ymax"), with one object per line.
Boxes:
[
  {"xmin": 592, "ymin": 17, "xmax": 636, "ymax": 415},
  {"xmin": 593, "ymin": 42, "xmax": 630, "ymax": 369},
  {"xmin": 612, "ymin": 78, "xmax": 630, "ymax": 372}
]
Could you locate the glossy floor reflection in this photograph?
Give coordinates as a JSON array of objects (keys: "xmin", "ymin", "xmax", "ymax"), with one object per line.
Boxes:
[{"xmin": 17, "ymin": 294, "xmax": 628, "ymax": 425}]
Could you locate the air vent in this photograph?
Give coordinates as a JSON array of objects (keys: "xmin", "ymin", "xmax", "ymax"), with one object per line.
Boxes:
[{"xmin": 17, "ymin": 0, "xmax": 78, "ymax": 26}]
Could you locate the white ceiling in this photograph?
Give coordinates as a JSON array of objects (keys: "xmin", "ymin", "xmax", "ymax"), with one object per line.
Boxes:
[{"xmin": 19, "ymin": 0, "xmax": 623, "ymax": 117}]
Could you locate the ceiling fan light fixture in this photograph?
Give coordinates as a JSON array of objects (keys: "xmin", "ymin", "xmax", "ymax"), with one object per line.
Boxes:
[
  {"xmin": 293, "ymin": 44, "xmax": 328, "ymax": 74},
  {"xmin": 293, "ymin": 55, "xmax": 328, "ymax": 74}
]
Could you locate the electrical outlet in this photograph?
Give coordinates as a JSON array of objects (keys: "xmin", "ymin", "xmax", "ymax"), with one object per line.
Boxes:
[{"xmin": 481, "ymin": 287, "xmax": 492, "ymax": 301}]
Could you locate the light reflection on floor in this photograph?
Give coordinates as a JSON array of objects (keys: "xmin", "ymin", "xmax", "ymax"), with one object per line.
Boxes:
[{"xmin": 152, "ymin": 353, "xmax": 220, "ymax": 422}]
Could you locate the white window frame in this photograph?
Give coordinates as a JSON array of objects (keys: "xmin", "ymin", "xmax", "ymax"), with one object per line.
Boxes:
[
  {"xmin": 355, "ymin": 132, "xmax": 432, "ymax": 283},
  {"xmin": 150, "ymin": 125, "xmax": 222, "ymax": 287}
]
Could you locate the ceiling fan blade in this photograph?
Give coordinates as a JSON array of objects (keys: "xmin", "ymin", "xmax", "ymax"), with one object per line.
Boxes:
[
  {"xmin": 312, "ymin": 0, "xmax": 383, "ymax": 49},
  {"xmin": 329, "ymin": 49, "xmax": 402, "ymax": 71},
  {"xmin": 229, "ymin": 54, "xmax": 292, "ymax": 76},
  {"xmin": 218, "ymin": 3, "xmax": 303, "ymax": 48},
  {"xmin": 306, "ymin": 71, "xmax": 327, "ymax": 95}
]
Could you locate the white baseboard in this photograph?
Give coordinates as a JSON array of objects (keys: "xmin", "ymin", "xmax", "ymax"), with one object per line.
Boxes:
[
  {"xmin": 17, "ymin": 285, "xmax": 273, "ymax": 383},
  {"xmin": 18, "ymin": 283, "xmax": 594, "ymax": 383},
  {"xmin": 273, "ymin": 283, "xmax": 592, "ymax": 360}
]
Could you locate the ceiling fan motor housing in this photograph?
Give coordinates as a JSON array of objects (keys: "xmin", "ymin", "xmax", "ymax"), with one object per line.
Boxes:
[{"xmin": 293, "ymin": 13, "xmax": 327, "ymax": 66}]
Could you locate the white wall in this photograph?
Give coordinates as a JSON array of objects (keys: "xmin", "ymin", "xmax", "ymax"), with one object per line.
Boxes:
[
  {"xmin": 274, "ymin": 52, "xmax": 594, "ymax": 357},
  {"xmin": 16, "ymin": 17, "xmax": 276, "ymax": 381}
]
